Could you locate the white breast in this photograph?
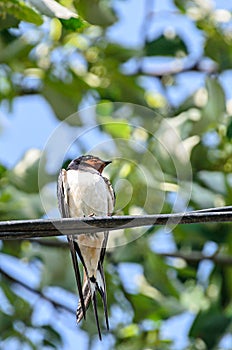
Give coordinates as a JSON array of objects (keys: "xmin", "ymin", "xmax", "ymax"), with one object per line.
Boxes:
[{"xmin": 65, "ymin": 170, "xmax": 109, "ymax": 217}]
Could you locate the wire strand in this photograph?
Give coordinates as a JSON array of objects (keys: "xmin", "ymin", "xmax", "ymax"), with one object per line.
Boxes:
[{"xmin": 1, "ymin": 206, "xmax": 232, "ymax": 240}]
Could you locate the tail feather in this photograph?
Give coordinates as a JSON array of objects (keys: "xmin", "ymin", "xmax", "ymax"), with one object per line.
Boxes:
[
  {"xmin": 74, "ymin": 232, "xmax": 110, "ymax": 339},
  {"xmin": 77, "ymin": 276, "xmax": 102, "ymax": 340},
  {"xmin": 97, "ymin": 264, "xmax": 109, "ymax": 330},
  {"xmin": 76, "ymin": 272, "xmax": 91, "ymax": 323},
  {"xmin": 92, "ymin": 288, "xmax": 102, "ymax": 340},
  {"xmin": 76, "ymin": 265, "xmax": 109, "ymax": 334}
]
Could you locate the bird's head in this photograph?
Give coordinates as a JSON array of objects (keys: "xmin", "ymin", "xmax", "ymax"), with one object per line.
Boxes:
[{"xmin": 67, "ymin": 155, "xmax": 112, "ymax": 173}]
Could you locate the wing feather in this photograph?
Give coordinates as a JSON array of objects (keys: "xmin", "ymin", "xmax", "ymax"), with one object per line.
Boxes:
[{"xmin": 57, "ymin": 169, "xmax": 86, "ymax": 319}]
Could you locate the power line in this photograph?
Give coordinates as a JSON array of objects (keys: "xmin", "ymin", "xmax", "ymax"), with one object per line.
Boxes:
[{"xmin": 1, "ymin": 206, "xmax": 232, "ymax": 240}]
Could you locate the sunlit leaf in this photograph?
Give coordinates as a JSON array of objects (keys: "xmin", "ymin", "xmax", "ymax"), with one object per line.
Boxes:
[
  {"xmin": 73, "ymin": 0, "xmax": 117, "ymax": 26},
  {"xmin": 119, "ymin": 324, "xmax": 139, "ymax": 338},
  {"xmin": 202, "ymin": 77, "xmax": 226, "ymax": 125},
  {"xmin": 96, "ymin": 101, "xmax": 114, "ymax": 116},
  {"xmin": 60, "ymin": 17, "xmax": 88, "ymax": 31},
  {"xmin": 9, "ymin": 149, "xmax": 55, "ymax": 193},
  {"xmin": 99, "ymin": 117, "xmax": 131, "ymax": 139},
  {"xmin": 0, "ymin": 0, "xmax": 43, "ymax": 25},
  {"xmin": 0, "ymin": 185, "xmax": 44, "ymax": 220}
]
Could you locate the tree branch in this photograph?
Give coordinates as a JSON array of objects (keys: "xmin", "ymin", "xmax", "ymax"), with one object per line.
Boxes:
[
  {"xmin": 28, "ymin": 238, "xmax": 232, "ymax": 266},
  {"xmin": 29, "ymin": 238, "xmax": 68, "ymax": 248},
  {"xmin": 1, "ymin": 206, "xmax": 232, "ymax": 240},
  {"xmin": 159, "ymin": 251, "xmax": 232, "ymax": 265},
  {"xmin": 0, "ymin": 267, "xmax": 75, "ymax": 314},
  {"xmin": 137, "ymin": 61, "xmax": 217, "ymax": 78}
]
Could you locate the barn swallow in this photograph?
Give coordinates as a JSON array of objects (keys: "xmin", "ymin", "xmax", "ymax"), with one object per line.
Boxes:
[{"xmin": 57, "ymin": 155, "xmax": 115, "ymax": 339}]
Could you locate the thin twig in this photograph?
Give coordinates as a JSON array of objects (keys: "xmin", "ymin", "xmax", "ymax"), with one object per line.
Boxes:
[
  {"xmin": 137, "ymin": 61, "xmax": 217, "ymax": 78},
  {"xmin": 28, "ymin": 239, "xmax": 232, "ymax": 266},
  {"xmin": 29, "ymin": 239, "xmax": 68, "ymax": 248},
  {"xmin": 1, "ymin": 206, "xmax": 232, "ymax": 240},
  {"xmin": 160, "ymin": 251, "xmax": 232, "ymax": 265},
  {"xmin": 0, "ymin": 268, "xmax": 75, "ymax": 314}
]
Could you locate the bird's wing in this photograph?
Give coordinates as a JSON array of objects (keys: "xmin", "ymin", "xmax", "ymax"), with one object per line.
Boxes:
[
  {"xmin": 57, "ymin": 169, "xmax": 86, "ymax": 320},
  {"xmin": 97, "ymin": 177, "xmax": 115, "ymax": 329},
  {"xmin": 57, "ymin": 169, "xmax": 69, "ymax": 217},
  {"xmin": 76, "ymin": 176, "xmax": 115, "ymax": 333},
  {"xmin": 103, "ymin": 176, "xmax": 115, "ymax": 215}
]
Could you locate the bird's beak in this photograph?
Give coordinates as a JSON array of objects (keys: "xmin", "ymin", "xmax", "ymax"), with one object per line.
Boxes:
[{"xmin": 104, "ymin": 160, "xmax": 112, "ymax": 167}]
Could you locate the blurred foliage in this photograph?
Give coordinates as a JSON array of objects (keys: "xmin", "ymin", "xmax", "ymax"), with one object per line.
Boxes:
[
  {"xmin": 1, "ymin": 0, "xmax": 232, "ymax": 349},
  {"xmin": 145, "ymin": 35, "xmax": 188, "ymax": 57}
]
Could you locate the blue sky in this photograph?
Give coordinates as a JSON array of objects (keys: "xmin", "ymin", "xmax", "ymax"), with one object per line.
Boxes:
[{"xmin": 0, "ymin": 95, "xmax": 58, "ymax": 168}]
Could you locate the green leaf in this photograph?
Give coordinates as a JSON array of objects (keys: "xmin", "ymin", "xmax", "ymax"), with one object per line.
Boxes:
[
  {"xmin": 119, "ymin": 324, "xmax": 139, "ymax": 338},
  {"xmin": 60, "ymin": 17, "xmax": 88, "ymax": 31},
  {"xmin": 189, "ymin": 306, "xmax": 231, "ymax": 348},
  {"xmin": 0, "ymin": 163, "xmax": 7, "ymax": 178},
  {"xmin": 36, "ymin": 246, "xmax": 73, "ymax": 289},
  {"xmin": 0, "ymin": 14, "xmax": 19, "ymax": 30},
  {"xmin": 198, "ymin": 171, "xmax": 226, "ymax": 195},
  {"xmin": 202, "ymin": 77, "xmax": 226, "ymax": 126},
  {"xmin": 42, "ymin": 325, "xmax": 62, "ymax": 346},
  {"xmin": 1, "ymin": 328, "xmax": 37, "ymax": 349},
  {"xmin": 73, "ymin": 0, "xmax": 117, "ymax": 27},
  {"xmin": 104, "ymin": 44, "xmax": 138, "ymax": 62},
  {"xmin": 0, "ymin": 36, "xmax": 34, "ymax": 64},
  {"xmin": 190, "ymin": 182, "xmax": 219, "ymax": 209},
  {"xmin": 0, "ymin": 309, "xmax": 13, "ymax": 334},
  {"xmin": 96, "ymin": 101, "xmax": 114, "ymax": 116},
  {"xmin": 205, "ymin": 29, "xmax": 232, "ymax": 70},
  {"xmin": 0, "ymin": 0, "xmax": 43, "ymax": 25},
  {"xmin": 0, "ymin": 185, "xmax": 44, "ymax": 220},
  {"xmin": 1, "ymin": 282, "xmax": 32, "ymax": 324},
  {"xmin": 226, "ymin": 118, "xmax": 232, "ymax": 139},
  {"xmin": 98, "ymin": 74, "xmax": 146, "ymax": 106},
  {"xmin": 173, "ymin": 0, "xmax": 186, "ymax": 13},
  {"xmin": 113, "ymin": 240, "xmax": 144, "ymax": 264},
  {"xmin": 1, "ymin": 281, "xmax": 17, "ymax": 306},
  {"xmin": 99, "ymin": 117, "xmax": 131, "ymax": 139},
  {"xmin": 42, "ymin": 76, "xmax": 86, "ymax": 124},
  {"xmin": 9, "ymin": 149, "xmax": 55, "ymax": 193},
  {"xmin": 143, "ymin": 251, "xmax": 179, "ymax": 298},
  {"xmin": 145, "ymin": 34, "xmax": 188, "ymax": 57},
  {"xmin": 129, "ymin": 292, "xmax": 182, "ymax": 323}
]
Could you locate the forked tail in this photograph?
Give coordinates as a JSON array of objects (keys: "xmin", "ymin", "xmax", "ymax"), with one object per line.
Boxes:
[{"xmin": 76, "ymin": 265, "xmax": 109, "ymax": 340}]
